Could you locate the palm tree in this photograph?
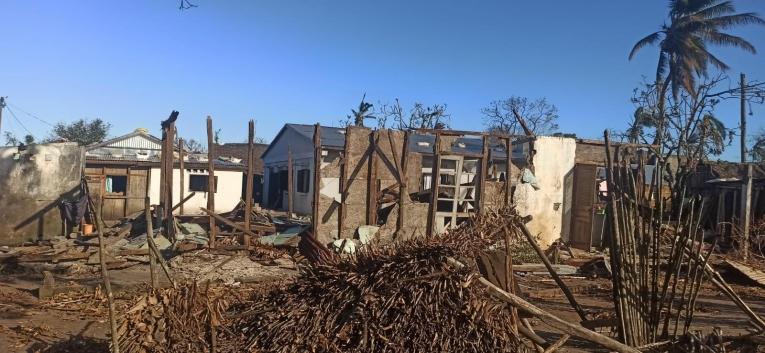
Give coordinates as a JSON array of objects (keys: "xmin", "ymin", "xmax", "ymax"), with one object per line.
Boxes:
[{"xmin": 629, "ymin": 0, "xmax": 764, "ymax": 143}]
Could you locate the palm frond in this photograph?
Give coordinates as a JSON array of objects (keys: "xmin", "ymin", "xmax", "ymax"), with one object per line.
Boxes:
[
  {"xmin": 693, "ymin": 1, "xmax": 735, "ymax": 19},
  {"xmin": 701, "ymin": 31, "xmax": 756, "ymax": 53},
  {"xmin": 706, "ymin": 13, "xmax": 765, "ymax": 29},
  {"xmin": 630, "ymin": 32, "xmax": 663, "ymax": 59}
]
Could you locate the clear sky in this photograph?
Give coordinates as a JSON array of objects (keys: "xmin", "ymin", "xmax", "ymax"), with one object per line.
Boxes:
[{"xmin": 1, "ymin": 0, "xmax": 764, "ymax": 160}]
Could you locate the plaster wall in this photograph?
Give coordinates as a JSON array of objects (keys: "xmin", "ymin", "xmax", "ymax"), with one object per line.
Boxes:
[
  {"xmin": 0, "ymin": 143, "xmax": 83, "ymax": 245},
  {"xmin": 514, "ymin": 136, "xmax": 576, "ymax": 247},
  {"xmin": 148, "ymin": 168, "xmax": 243, "ymax": 214}
]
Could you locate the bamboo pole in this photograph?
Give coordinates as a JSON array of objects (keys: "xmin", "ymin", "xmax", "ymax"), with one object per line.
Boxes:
[{"xmin": 446, "ymin": 257, "xmax": 640, "ymax": 353}]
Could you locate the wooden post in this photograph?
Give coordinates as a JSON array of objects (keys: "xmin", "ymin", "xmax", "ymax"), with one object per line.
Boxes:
[
  {"xmin": 337, "ymin": 133, "xmax": 347, "ymax": 237},
  {"xmin": 287, "ymin": 146, "xmax": 294, "ymax": 217},
  {"xmin": 397, "ymin": 131, "xmax": 410, "ymax": 232},
  {"xmin": 207, "ymin": 116, "xmax": 216, "ymax": 248},
  {"xmin": 145, "ymin": 197, "xmax": 157, "ymax": 289},
  {"xmin": 178, "ymin": 138, "xmax": 185, "ymax": 215},
  {"xmin": 519, "ymin": 221, "xmax": 589, "ymax": 321},
  {"xmin": 164, "ymin": 125, "xmax": 175, "ymax": 227},
  {"xmin": 427, "ymin": 132, "xmax": 441, "ymax": 236},
  {"xmin": 85, "ymin": 183, "xmax": 120, "ymax": 353},
  {"xmin": 740, "ymin": 73, "xmax": 747, "ymax": 163},
  {"xmin": 244, "ymin": 120, "xmax": 255, "ymax": 248},
  {"xmin": 479, "ymin": 135, "xmax": 489, "ymax": 214},
  {"xmin": 504, "ymin": 226, "xmax": 519, "ymax": 335},
  {"xmin": 505, "ymin": 137, "xmax": 511, "ymax": 206},
  {"xmin": 366, "ymin": 130, "xmax": 379, "ymax": 225},
  {"xmin": 311, "ymin": 123, "xmax": 321, "ymax": 238},
  {"xmin": 741, "ymin": 163, "xmax": 753, "ymax": 260}
]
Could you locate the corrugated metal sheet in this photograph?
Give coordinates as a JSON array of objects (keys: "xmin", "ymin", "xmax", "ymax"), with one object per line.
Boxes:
[{"xmin": 108, "ymin": 135, "xmax": 162, "ymax": 150}]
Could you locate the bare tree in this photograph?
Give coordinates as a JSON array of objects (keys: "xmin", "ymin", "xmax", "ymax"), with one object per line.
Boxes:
[
  {"xmin": 340, "ymin": 94, "xmax": 376, "ymax": 127},
  {"xmin": 379, "ymin": 99, "xmax": 450, "ymax": 130},
  {"xmin": 481, "ymin": 97, "xmax": 559, "ymax": 135},
  {"xmin": 4, "ymin": 132, "xmax": 35, "ymax": 146},
  {"xmin": 184, "ymin": 138, "xmax": 205, "ymax": 153},
  {"xmin": 625, "ymin": 74, "xmax": 738, "ymax": 204}
]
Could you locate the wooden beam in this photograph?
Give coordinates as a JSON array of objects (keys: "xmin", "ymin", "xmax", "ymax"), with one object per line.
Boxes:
[
  {"xmin": 518, "ymin": 221, "xmax": 589, "ymax": 321},
  {"xmin": 244, "ymin": 120, "xmax": 255, "ymax": 248},
  {"xmin": 543, "ymin": 334, "xmax": 570, "ymax": 353},
  {"xmin": 338, "ymin": 129, "xmax": 348, "ymax": 237},
  {"xmin": 479, "ymin": 135, "xmax": 489, "ymax": 214},
  {"xmin": 397, "ymin": 131, "xmax": 409, "ymax": 233},
  {"xmin": 171, "ymin": 192, "xmax": 196, "ymax": 212},
  {"xmin": 366, "ymin": 130, "xmax": 379, "ymax": 225},
  {"xmin": 427, "ymin": 132, "xmax": 441, "ymax": 236},
  {"xmin": 207, "ymin": 116, "xmax": 217, "ymax": 248},
  {"xmin": 311, "ymin": 123, "xmax": 321, "ymax": 238},
  {"xmin": 145, "ymin": 197, "xmax": 157, "ymax": 289},
  {"xmin": 178, "ymin": 138, "xmax": 185, "ymax": 215},
  {"xmin": 505, "ymin": 137, "xmax": 511, "ymax": 206},
  {"xmin": 199, "ymin": 207, "xmax": 260, "ymax": 240},
  {"xmin": 287, "ymin": 146, "xmax": 294, "ymax": 217},
  {"xmin": 741, "ymin": 163, "xmax": 753, "ymax": 260},
  {"xmin": 446, "ymin": 257, "xmax": 640, "ymax": 353}
]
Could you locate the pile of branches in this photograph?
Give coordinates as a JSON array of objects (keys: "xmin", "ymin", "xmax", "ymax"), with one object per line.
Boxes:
[
  {"xmin": 225, "ymin": 208, "xmax": 527, "ymax": 353},
  {"xmin": 116, "ymin": 282, "xmax": 230, "ymax": 353}
]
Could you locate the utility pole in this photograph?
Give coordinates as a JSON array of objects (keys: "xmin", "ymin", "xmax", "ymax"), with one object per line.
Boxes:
[
  {"xmin": 0, "ymin": 97, "xmax": 6, "ymax": 134},
  {"xmin": 740, "ymin": 73, "xmax": 747, "ymax": 163}
]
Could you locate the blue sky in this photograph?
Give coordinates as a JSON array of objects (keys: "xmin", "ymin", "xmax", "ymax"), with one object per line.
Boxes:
[{"xmin": 1, "ymin": 0, "xmax": 764, "ymax": 160}]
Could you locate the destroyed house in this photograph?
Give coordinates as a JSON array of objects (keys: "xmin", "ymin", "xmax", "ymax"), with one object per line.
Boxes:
[
  {"xmin": 84, "ymin": 128, "xmax": 247, "ymax": 223},
  {"xmin": 262, "ymin": 123, "xmax": 624, "ymax": 248}
]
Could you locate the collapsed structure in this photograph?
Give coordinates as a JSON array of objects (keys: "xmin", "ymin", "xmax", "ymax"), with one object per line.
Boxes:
[{"xmin": 262, "ymin": 124, "xmax": 655, "ymax": 248}]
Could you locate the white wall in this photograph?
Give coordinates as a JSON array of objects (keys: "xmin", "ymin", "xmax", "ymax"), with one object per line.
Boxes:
[
  {"xmin": 514, "ymin": 136, "xmax": 577, "ymax": 247},
  {"xmin": 148, "ymin": 167, "xmax": 243, "ymax": 215}
]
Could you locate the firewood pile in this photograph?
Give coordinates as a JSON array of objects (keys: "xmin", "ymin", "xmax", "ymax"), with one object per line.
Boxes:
[
  {"xmin": 222, "ymin": 209, "xmax": 528, "ymax": 353},
  {"xmin": 116, "ymin": 282, "xmax": 230, "ymax": 353}
]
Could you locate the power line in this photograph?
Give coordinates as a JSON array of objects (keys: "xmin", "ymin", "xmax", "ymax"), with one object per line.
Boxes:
[
  {"xmin": 7, "ymin": 103, "xmax": 56, "ymax": 127},
  {"xmin": 5, "ymin": 106, "xmax": 34, "ymax": 137}
]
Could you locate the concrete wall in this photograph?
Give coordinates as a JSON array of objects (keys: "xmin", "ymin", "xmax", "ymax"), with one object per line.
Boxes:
[
  {"xmin": 514, "ymin": 136, "xmax": 576, "ymax": 247},
  {"xmin": 0, "ymin": 143, "xmax": 83, "ymax": 245},
  {"xmin": 148, "ymin": 168, "xmax": 243, "ymax": 215}
]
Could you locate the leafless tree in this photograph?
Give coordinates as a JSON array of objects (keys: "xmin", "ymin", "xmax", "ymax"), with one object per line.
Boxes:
[
  {"xmin": 625, "ymin": 74, "xmax": 738, "ymax": 204},
  {"xmin": 378, "ymin": 99, "xmax": 450, "ymax": 130},
  {"xmin": 481, "ymin": 97, "xmax": 559, "ymax": 135}
]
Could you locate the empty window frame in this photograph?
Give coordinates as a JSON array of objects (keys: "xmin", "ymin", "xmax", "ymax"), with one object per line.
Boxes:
[
  {"xmin": 296, "ymin": 169, "xmax": 310, "ymax": 193},
  {"xmin": 189, "ymin": 175, "xmax": 218, "ymax": 192},
  {"xmin": 105, "ymin": 175, "xmax": 127, "ymax": 195}
]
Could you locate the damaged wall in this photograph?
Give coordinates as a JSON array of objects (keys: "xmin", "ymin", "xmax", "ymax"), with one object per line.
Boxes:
[
  {"xmin": 514, "ymin": 136, "xmax": 576, "ymax": 247},
  {"xmin": 0, "ymin": 143, "xmax": 83, "ymax": 245}
]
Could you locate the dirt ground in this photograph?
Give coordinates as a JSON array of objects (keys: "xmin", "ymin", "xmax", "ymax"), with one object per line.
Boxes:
[
  {"xmin": 1, "ymin": 252, "xmax": 763, "ymax": 353},
  {"xmin": 0, "ymin": 252, "xmax": 297, "ymax": 353}
]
